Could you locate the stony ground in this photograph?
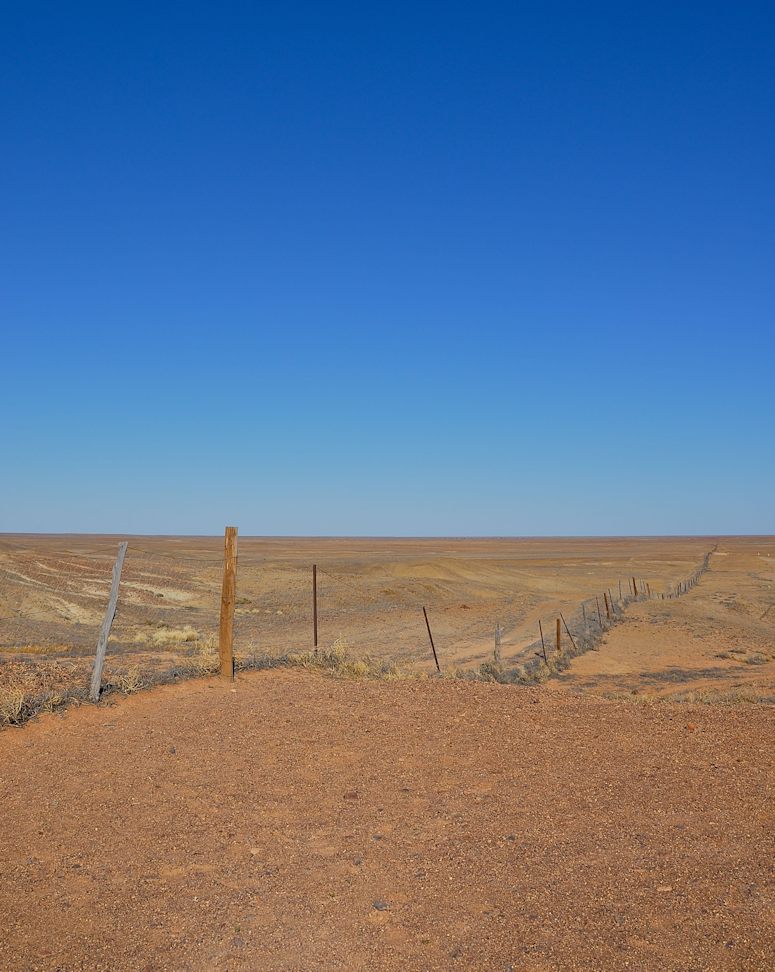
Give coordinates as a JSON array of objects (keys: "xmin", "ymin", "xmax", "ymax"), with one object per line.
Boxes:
[{"xmin": 1, "ymin": 670, "xmax": 773, "ymax": 971}]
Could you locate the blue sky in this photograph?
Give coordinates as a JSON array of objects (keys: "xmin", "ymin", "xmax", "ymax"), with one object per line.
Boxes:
[{"xmin": 2, "ymin": 1, "xmax": 773, "ymax": 535}]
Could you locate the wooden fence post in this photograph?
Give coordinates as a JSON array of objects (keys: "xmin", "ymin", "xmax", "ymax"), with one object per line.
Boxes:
[
  {"xmin": 312, "ymin": 563, "xmax": 318, "ymax": 652},
  {"xmin": 89, "ymin": 541, "xmax": 128, "ymax": 702},
  {"xmin": 538, "ymin": 619, "xmax": 548, "ymax": 664},
  {"xmin": 556, "ymin": 617, "xmax": 561, "ymax": 653},
  {"xmin": 603, "ymin": 591, "xmax": 611, "ymax": 620},
  {"xmin": 219, "ymin": 526, "xmax": 238, "ymax": 679},
  {"xmin": 494, "ymin": 623, "xmax": 502, "ymax": 665}
]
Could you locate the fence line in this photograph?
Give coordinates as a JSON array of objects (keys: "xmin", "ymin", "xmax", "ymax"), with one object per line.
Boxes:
[
  {"xmin": 507, "ymin": 546, "xmax": 716, "ymax": 683},
  {"xmin": 1, "ymin": 536, "xmax": 718, "ymax": 698}
]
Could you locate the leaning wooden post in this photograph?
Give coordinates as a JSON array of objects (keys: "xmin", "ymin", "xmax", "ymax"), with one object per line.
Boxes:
[
  {"xmin": 603, "ymin": 591, "xmax": 611, "ymax": 620},
  {"xmin": 494, "ymin": 623, "xmax": 502, "ymax": 665},
  {"xmin": 312, "ymin": 563, "xmax": 318, "ymax": 652},
  {"xmin": 89, "ymin": 541, "xmax": 128, "ymax": 702},
  {"xmin": 632, "ymin": 576, "xmax": 638, "ymax": 597},
  {"xmin": 556, "ymin": 617, "xmax": 561, "ymax": 653},
  {"xmin": 596, "ymin": 596, "xmax": 603, "ymax": 627},
  {"xmin": 219, "ymin": 526, "xmax": 238, "ymax": 679},
  {"xmin": 422, "ymin": 606, "xmax": 441, "ymax": 673}
]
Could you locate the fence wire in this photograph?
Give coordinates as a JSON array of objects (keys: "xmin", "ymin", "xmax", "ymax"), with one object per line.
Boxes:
[{"xmin": 0, "ymin": 539, "xmax": 716, "ymax": 712}]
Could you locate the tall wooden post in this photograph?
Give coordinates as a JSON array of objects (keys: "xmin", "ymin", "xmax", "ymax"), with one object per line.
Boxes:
[
  {"xmin": 556, "ymin": 617, "xmax": 561, "ymax": 653},
  {"xmin": 312, "ymin": 563, "xmax": 318, "ymax": 652},
  {"xmin": 603, "ymin": 591, "xmax": 611, "ymax": 620},
  {"xmin": 632, "ymin": 576, "xmax": 638, "ymax": 597},
  {"xmin": 219, "ymin": 526, "xmax": 238, "ymax": 679},
  {"xmin": 494, "ymin": 623, "xmax": 502, "ymax": 665}
]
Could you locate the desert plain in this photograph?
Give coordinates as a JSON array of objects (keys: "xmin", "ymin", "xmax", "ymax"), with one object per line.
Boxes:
[{"xmin": 0, "ymin": 534, "xmax": 773, "ymax": 970}]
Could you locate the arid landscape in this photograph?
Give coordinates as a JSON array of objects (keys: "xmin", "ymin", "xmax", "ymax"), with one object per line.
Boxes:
[
  {"xmin": 4, "ymin": 533, "xmax": 773, "ymax": 712},
  {"xmin": 0, "ymin": 535, "xmax": 773, "ymax": 969}
]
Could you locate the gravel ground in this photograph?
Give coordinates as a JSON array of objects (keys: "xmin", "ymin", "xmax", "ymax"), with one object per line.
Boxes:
[{"xmin": 0, "ymin": 670, "xmax": 773, "ymax": 971}]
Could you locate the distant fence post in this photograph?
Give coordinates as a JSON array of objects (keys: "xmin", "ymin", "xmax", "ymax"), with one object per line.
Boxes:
[
  {"xmin": 596, "ymin": 596, "xmax": 603, "ymax": 627},
  {"xmin": 219, "ymin": 526, "xmax": 238, "ymax": 679},
  {"xmin": 555, "ymin": 617, "xmax": 561, "ymax": 653},
  {"xmin": 494, "ymin": 623, "xmax": 502, "ymax": 665},
  {"xmin": 538, "ymin": 619, "xmax": 547, "ymax": 664},
  {"xmin": 89, "ymin": 541, "xmax": 128, "ymax": 702},
  {"xmin": 603, "ymin": 591, "xmax": 611, "ymax": 620},
  {"xmin": 422, "ymin": 606, "xmax": 441, "ymax": 673},
  {"xmin": 560, "ymin": 613, "xmax": 578, "ymax": 653},
  {"xmin": 312, "ymin": 563, "xmax": 318, "ymax": 652}
]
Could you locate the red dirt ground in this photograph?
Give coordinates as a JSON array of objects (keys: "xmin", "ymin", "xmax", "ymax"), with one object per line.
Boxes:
[{"xmin": 1, "ymin": 670, "xmax": 773, "ymax": 971}]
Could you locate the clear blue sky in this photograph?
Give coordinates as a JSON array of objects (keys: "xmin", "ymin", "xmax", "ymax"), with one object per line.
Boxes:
[{"xmin": 2, "ymin": 2, "xmax": 773, "ymax": 535}]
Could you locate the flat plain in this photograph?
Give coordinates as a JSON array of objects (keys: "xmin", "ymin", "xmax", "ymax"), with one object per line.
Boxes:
[
  {"xmin": 4, "ymin": 533, "xmax": 771, "ymax": 687},
  {"xmin": 0, "ymin": 535, "xmax": 773, "ymax": 970}
]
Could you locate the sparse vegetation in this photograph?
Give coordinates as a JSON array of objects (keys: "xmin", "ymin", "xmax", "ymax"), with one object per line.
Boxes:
[
  {"xmin": 0, "ymin": 660, "xmax": 85, "ymax": 727},
  {"xmin": 140, "ymin": 624, "xmax": 199, "ymax": 646},
  {"xmin": 106, "ymin": 666, "xmax": 145, "ymax": 694}
]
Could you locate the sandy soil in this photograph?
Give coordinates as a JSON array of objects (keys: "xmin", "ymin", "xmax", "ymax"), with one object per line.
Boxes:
[{"xmin": 0, "ymin": 670, "xmax": 773, "ymax": 971}]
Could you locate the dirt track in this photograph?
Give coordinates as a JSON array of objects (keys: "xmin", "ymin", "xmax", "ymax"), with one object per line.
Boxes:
[{"xmin": 1, "ymin": 670, "xmax": 773, "ymax": 971}]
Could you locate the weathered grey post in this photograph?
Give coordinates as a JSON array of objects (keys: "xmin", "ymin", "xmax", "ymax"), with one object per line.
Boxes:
[
  {"xmin": 494, "ymin": 623, "xmax": 502, "ymax": 665},
  {"xmin": 89, "ymin": 541, "xmax": 128, "ymax": 702}
]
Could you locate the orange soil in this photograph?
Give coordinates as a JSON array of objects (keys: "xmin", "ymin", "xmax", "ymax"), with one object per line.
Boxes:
[{"xmin": 1, "ymin": 670, "xmax": 773, "ymax": 971}]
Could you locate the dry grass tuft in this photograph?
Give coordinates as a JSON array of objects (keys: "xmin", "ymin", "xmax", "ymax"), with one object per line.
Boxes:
[
  {"xmin": 0, "ymin": 660, "xmax": 87, "ymax": 727},
  {"xmin": 185, "ymin": 636, "xmax": 219, "ymax": 675},
  {"xmin": 144, "ymin": 625, "xmax": 199, "ymax": 646},
  {"xmin": 0, "ymin": 686, "xmax": 26, "ymax": 725},
  {"xmin": 0, "ymin": 643, "xmax": 75, "ymax": 657},
  {"xmin": 106, "ymin": 666, "xmax": 145, "ymax": 694},
  {"xmin": 238, "ymin": 638, "xmax": 404, "ymax": 680}
]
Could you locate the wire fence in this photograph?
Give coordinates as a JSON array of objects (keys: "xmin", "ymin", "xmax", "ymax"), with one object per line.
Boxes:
[{"xmin": 0, "ymin": 538, "xmax": 717, "ymax": 720}]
